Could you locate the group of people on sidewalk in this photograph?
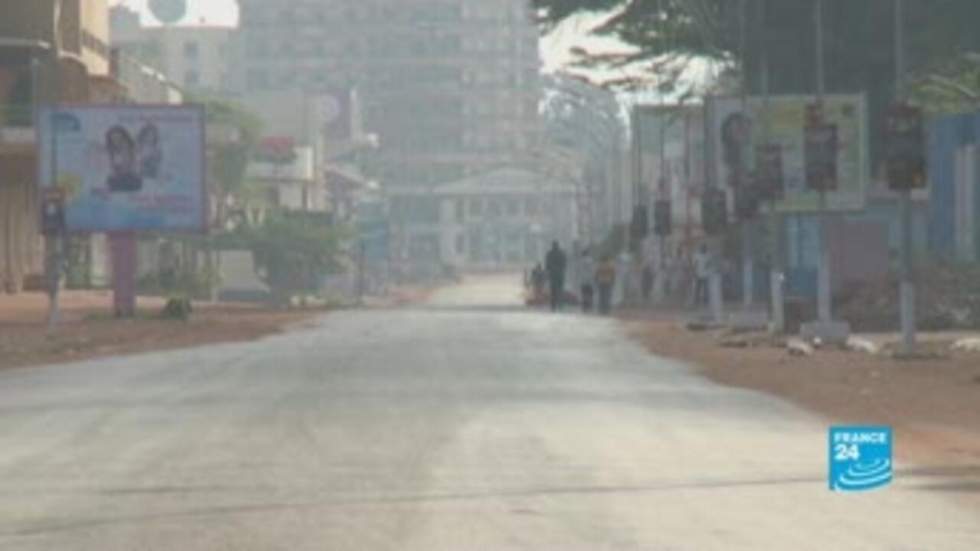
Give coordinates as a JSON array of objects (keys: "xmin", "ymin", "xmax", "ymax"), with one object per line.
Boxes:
[
  {"xmin": 528, "ymin": 240, "xmax": 719, "ymax": 314},
  {"xmin": 528, "ymin": 241, "xmax": 617, "ymax": 315}
]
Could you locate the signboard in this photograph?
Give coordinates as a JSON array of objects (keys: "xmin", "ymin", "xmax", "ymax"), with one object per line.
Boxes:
[
  {"xmin": 734, "ymin": 186, "xmax": 760, "ymax": 220},
  {"xmin": 40, "ymin": 188, "xmax": 65, "ymax": 235},
  {"xmin": 754, "ymin": 143, "xmax": 785, "ymax": 201},
  {"xmin": 805, "ymin": 120, "xmax": 839, "ymax": 192},
  {"xmin": 702, "ymin": 187, "xmax": 728, "ymax": 235},
  {"xmin": 38, "ymin": 105, "xmax": 207, "ymax": 233},
  {"xmin": 706, "ymin": 95, "xmax": 868, "ymax": 212},
  {"xmin": 884, "ymin": 103, "xmax": 927, "ymax": 191},
  {"xmin": 256, "ymin": 136, "xmax": 297, "ymax": 164},
  {"xmin": 630, "ymin": 205, "xmax": 649, "ymax": 242},
  {"xmin": 653, "ymin": 199, "xmax": 672, "ymax": 236}
]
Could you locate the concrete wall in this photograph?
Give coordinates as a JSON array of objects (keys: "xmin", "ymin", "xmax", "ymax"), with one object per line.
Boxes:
[{"xmin": 0, "ymin": 154, "xmax": 41, "ymax": 293}]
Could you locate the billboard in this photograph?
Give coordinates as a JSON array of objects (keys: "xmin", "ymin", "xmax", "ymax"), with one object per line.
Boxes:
[
  {"xmin": 705, "ymin": 95, "xmax": 869, "ymax": 212},
  {"xmin": 38, "ymin": 105, "xmax": 207, "ymax": 233}
]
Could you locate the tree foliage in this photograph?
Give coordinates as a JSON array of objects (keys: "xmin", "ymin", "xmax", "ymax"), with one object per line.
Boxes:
[
  {"xmin": 535, "ymin": 0, "xmax": 980, "ymax": 165},
  {"xmin": 542, "ymin": 74, "xmax": 624, "ymax": 160},
  {"xmin": 225, "ymin": 214, "xmax": 350, "ymax": 305},
  {"xmin": 534, "ymin": 0, "xmax": 980, "ymax": 95},
  {"xmin": 193, "ymin": 95, "xmax": 263, "ymax": 199}
]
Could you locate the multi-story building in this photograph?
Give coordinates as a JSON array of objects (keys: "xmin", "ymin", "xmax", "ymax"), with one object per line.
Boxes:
[
  {"xmin": 0, "ymin": 0, "xmax": 113, "ymax": 293},
  {"xmin": 110, "ymin": 6, "xmax": 234, "ymax": 95},
  {"xmin": 387, "ymin": 168, "xmax": 577, "ymax": 273},
  {"xmin": 235, "ymin": 0, "xmax": 542, "ymax": 189}
]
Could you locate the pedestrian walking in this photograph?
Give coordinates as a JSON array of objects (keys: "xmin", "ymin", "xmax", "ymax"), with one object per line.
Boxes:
[
  {"xmin": 545, "ymin": 241, "xmax": 568, "ymax": 311},
  {"xmin": 595, "ymin": 256, "xmax": 616, "ymax": 315},
  {"xmin": 693, "ymin": 244, "xmax": 710, "ymax": 307}
]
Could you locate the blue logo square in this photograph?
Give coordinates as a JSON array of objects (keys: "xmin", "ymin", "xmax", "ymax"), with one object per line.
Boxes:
[{"xmin": 829, "ymin": 426, "xmax": 893, "ymax": 492}]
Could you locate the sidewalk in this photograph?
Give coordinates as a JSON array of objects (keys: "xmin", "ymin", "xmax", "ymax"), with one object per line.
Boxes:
[
  {"xmin": 619, "ymin": 307, "xmax": 980, "ymax": 482},
  {"xmin": 0, "ymin": 290, "xmax": 322, "ymax": 371}
]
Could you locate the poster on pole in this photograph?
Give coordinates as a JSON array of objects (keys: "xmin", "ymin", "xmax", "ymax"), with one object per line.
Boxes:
[
  {"xmin": 38, "ymin": 105, "xmax": 207, "ymax": 233},
  {"xmin": 705, "ymin": 95, "xmax": 868, "ymax": 212}
]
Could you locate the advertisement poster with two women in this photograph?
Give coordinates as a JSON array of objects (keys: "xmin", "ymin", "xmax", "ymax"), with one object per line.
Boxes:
[{"xmin": 38, "ymin": 105, "xmax": 206, "ymax": 233}]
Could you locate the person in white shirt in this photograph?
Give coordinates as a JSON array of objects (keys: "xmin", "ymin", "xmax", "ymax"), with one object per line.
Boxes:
[{"xmin": 693, "ymin": 244, "xmax": 710, "ymax": 306}]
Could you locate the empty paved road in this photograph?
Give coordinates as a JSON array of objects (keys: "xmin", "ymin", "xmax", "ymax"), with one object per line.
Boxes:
[{"xmin": 1, "ymin": 275, "xmax": 978, "ymax": 549}]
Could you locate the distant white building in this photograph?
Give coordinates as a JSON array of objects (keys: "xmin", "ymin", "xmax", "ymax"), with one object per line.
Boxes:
[
  {"xmin": 388, "ymin": 168, "xmax": 578, "ymax": 273},
  {"xmin": 247, "ymin": 147, "xmax": 328, "ymax": 213}
]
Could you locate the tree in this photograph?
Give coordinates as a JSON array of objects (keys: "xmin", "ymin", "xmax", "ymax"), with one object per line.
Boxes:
[
  {"xmin": 910, "ymin": 54, "xmax": 980, "ymax": 115},
  {"xmin": 535, "ymin": 0, "xmax": 980, "ymax": 93},
  {"xmin": 229, "ymin": 214, "xmax": 350, "ymax": 307},
  {"xmin": 541, "ymin": 74, "xmax": 627, "ymax": 240},
  {"xmin": 195, "ymin": 96, "xmax": 263, "ymax": 208},
  {"xmin": 535, "ymin": 0, "xmax": 980, "ymax": 162}
]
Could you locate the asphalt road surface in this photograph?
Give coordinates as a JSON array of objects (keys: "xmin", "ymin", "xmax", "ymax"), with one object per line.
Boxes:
[{"xmin": 1, "ymin": 275, "xmax": 978, "ymax": 550}]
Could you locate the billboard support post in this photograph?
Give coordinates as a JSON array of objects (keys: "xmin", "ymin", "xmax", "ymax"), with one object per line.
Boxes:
[
  {"xmin": 814, "ymin": 0, "xmax": 833, "ymax": 326},
  {"xmin": 742, "ymin": 222, "xmax": 753, "ymax": 309},
  {"xmin": 45, "ymin": 111, "xmax": 62, "ymax": 333},
  {"xmin": 44, "ymin": 232, "xmax": 64, "ymax": 333},
  {"xmin": 110, "ymin": 233, "xmax": 138, "ymax": 318},
  {"xmin": 709, "ymin": 237, "xmax": 724, "ymax": 324},
  {"xmin": 738, "ymin": 0, "xmax": 754, "ymax": 311},
  {"xmin": 759, "ymin": 4, "xmax": 785, "ymax": 334}
]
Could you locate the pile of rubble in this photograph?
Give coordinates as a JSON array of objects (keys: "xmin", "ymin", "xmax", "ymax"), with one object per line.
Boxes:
[{"xmin": 835, "ymin": 263, "xmax": 980, "ymax": 332}]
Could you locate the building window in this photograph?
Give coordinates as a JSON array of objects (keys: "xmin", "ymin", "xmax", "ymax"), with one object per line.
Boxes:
[
  {"xmin": 184, "ymin": 41, "xmax": 199, "ymax": 59},
  {"xmin": 526, "ymin": 198, "xmax": 539, "ymax": 216},
  {"xmin": 184, "ymin": 70, "xmax": 200, "ymax": 86},
  {"xmin": 455, "ymin": 234, "xmax": 465, "ymax": 255},
  {"xmin": 455, "ymin": 199, "xmax": 465, "ymax": 223},
  {"xmin": 247, "ymin": 70, "xmax": 268, "ymax": 88}
]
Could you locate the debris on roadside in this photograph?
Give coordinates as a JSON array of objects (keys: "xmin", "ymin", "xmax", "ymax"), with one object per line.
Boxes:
[
  {"xmin": 787, "ymin": 338, "xmax": 815, "ymax": 357},
  {"xmin": 951, "ymin": 337, "xmax": 980, "ymax": 353},
  {"xmin": 845, "ymin": 336, "xmax": 881, "ymax": 355}
]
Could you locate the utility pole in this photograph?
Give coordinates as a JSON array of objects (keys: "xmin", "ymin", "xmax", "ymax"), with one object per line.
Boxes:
[
  {"xmin": 760, "ymin": 1, "xmax": 785, "ymax": 334},
  {"xmin": 739, "ymin": 0, "xmax": 754, "ymax": 311},
  {"xmin": 40, "ymin": 49, "xmax": 66, "ymax": 333},
  {"xmin": 895, "ymin": 0, "xmax": 917, "ymax": 354},
  {"xmin": 814, "ymin": 0, "xmax": 832, "ymax": 326}
]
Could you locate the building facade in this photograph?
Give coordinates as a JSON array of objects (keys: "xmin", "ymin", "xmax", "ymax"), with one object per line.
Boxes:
[
  {"xmin": 0, "ymin": 0, "xmax": 113, "ymax": 293},
  {"xmin": 388, "ymin": 168, "xmax": 577, "ymax": 274},
  {"xmin": 235, "ymin": 0, "xmax": 542, "ymax": 189},
  {"xmin": 110, "ymin": 6, "xmax": 234, "ymax": 95}
]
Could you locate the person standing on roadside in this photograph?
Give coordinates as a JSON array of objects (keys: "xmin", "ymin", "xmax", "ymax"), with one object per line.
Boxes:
[
  {"xmin": 595, "ymin": 255, "xmax": 617, "ymax": 315},
  {"xmin": 579, "ymin": 249, "xmax": 596, "ymax": 313},
  {"xmin": 545, "ymin": 241, "xmax": 567, "ymax": 312},
  {"xmin": 693, "ymin": 244, "xmax": 710, "ymax": 307}
]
